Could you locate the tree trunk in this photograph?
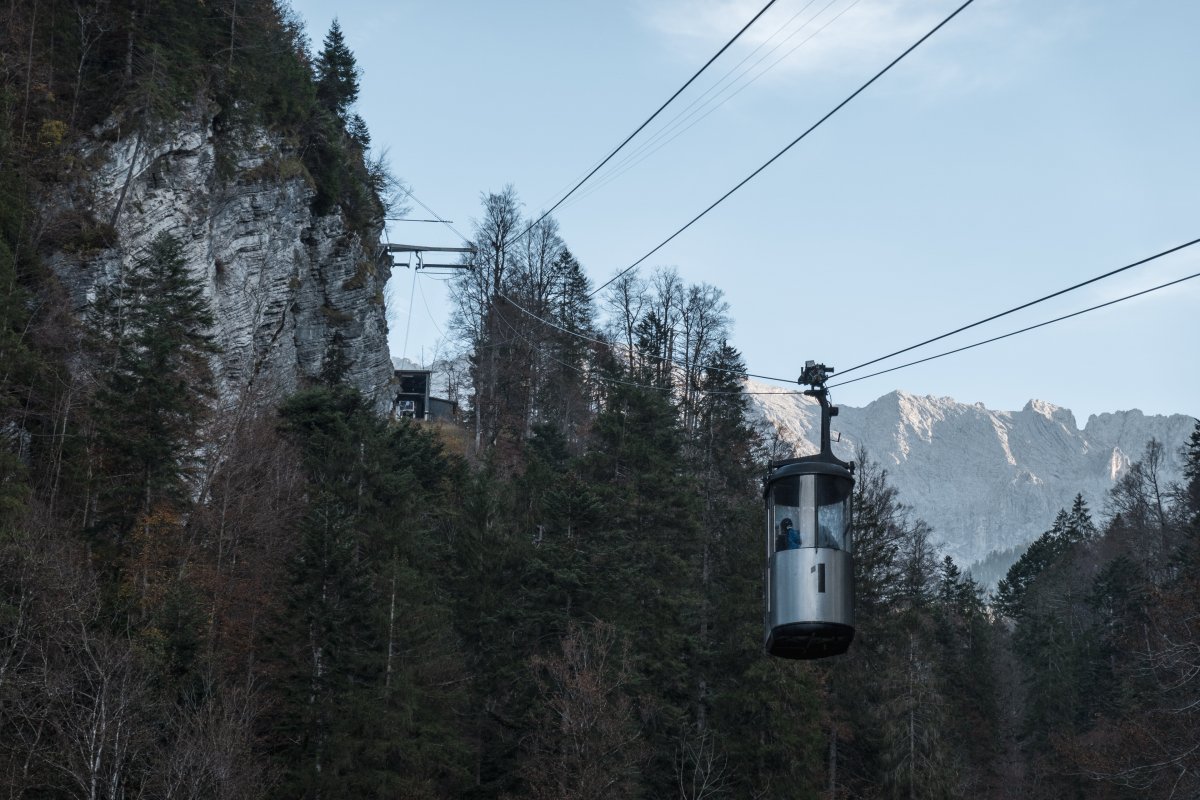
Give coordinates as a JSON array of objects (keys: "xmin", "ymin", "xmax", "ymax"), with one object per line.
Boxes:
[{"xmin": 828, "ymin": 727, "xmax": 837, "ymax": 798}]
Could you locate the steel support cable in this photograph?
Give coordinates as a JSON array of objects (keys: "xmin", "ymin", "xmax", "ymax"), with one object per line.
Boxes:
[
  {"xmin": 502, "ymin": 0, "xmax": 783, "ymax": 253},
  {"xmin": 401, "ymin": 266, "xmax": 419, "ymax": 359},
  {"xmin": 588, "ymin": 0, "xmax": 978, "ymax": 300},
  {"xmin": 496, "ymin": 308, "xmax": 768, "ymax": 397},
  {"xmin": 829, "ymin": 269, "xmax": 1200, "ymax": 389},
  {"xmin": 415, "ymin": 272, "xmax": 446, "ymax": 339},
  {"xmin": 558, "ymin": 0, "xmax": 835, "ymax": 211},
  {"xmin": 398, "ymin": 187, "xmax": 472, "ymax": 245},
  {"xmin": 385, "ymin": 218, "xmax": 454, "ymax": 223},
  {"xmin": 539, "ymin": 0, "xmax": 821, "ymax": 216},
  {"xmin": 504, "ymin": 290, "xmax": 691, "ymax": 350},
  {"xmin": 561, "ymin": 0, "xmax": 865, "ymax": 214},
  {"xmin": 837, "ymin": 236, "xmax": 1200, "ymax": 377},
  {"xmin": 497, "ymin": 292, "xmax": 753, "ymax": 394},
  {"xmin": 504, "ymin": 252, "xmax": 1200, "ymax": 395},
  {"xmin": 700, "ymin": 267, "xmax": 1200, "ymax": 393}
]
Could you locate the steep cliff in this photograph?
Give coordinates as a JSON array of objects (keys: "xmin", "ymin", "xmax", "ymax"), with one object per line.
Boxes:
[{"xmin": 44, "ymin": 110, "xmax": 394, "ymax": 411}]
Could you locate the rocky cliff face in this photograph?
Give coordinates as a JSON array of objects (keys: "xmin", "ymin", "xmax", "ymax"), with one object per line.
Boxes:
[
  {"xmin": 749, "ymin": 381, "xmax": 1195, "ymax": 568},
  {"xmin": 46, "ymin": 110, "xmax": 394, "ymax": 411}
]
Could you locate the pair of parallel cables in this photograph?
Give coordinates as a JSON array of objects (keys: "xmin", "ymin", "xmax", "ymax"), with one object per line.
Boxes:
[{"xmin": 411, "ymin": 1, "xmax": 1200, "ymax": 394}]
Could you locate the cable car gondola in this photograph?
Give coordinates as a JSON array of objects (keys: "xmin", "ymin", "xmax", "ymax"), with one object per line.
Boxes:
[{"xmin": 764, "ymin": 361, "xmax": 855, "ymax": 659}]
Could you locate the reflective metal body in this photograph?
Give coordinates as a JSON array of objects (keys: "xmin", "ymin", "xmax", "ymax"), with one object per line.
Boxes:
[
  {"xmin": 764, "ymin": 459, "xmax": 855, "ymax": 659},
  {"xmin": 769, "ymin": 548, "xmax": 854, "ymax": 629}
]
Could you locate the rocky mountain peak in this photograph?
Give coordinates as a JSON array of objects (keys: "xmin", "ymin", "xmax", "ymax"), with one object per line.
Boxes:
[
  {"xmin": 748, "ymin": 379, "xmax": 1194, "ymax": 573},
  {"xmin": 1020, "ymin": 398, "xmax": 1078, "ymax": 430}
]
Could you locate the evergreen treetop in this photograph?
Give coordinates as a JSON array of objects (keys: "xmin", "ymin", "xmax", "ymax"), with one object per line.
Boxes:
[
  {"xmin": 1182, "ymin": 420, "xmax": 1200, "ymax": 526},
  {"xmin": 315, "ymin": 19, "xmax": 361, "ymax": 120}
]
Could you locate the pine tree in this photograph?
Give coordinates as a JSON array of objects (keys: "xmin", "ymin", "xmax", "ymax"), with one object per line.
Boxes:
[
  {"xmin": 315, "ymin": 20, "xmax": 360, "ymax": 120},
  {"xmin": 849, "ymin": 452, "xmax": 907, "ymax": 615},
  {"xmin": 933, "ymin": 556, "xmax": 1000, "ymax": 790},
  {"xmin": 579, "ymin": 378, "xmax": 703, "ymax": 795},
  {"xmin": 270, "ymin": 387, "xmax": 473, "ymax": 799},
  {"xmin": 88, "ymin": 232, "xmax": 218, "ymax": 536},
  {"xmin": 1180, "ymin": 420, "xmax": 1200, "ymax": 529},
  {"xmin": 539, "ymin": 247, "xmax": 597, "ymax": 443},
  {"xmin": 0, "ymin": 160, "xmax": 35, "ymax": 527},
  {"xmin": 1065, "ymin": 493, "xmax": 1098, "ymax": 542},
  {"xmin": 994, "ymin": 510, "xmax": 1072, "ymax": 618}
]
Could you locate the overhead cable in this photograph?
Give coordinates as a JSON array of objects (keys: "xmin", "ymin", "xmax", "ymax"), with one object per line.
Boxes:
[
  {"xmin": 504, "ymin": 0, "xmax": 783, "ymax": 252},
  {"xmin": 829, "ymin": 269, "xmax": 1200, "ymax": 389},
  {"xmin": 386, "ymin": 218, "xmax": 456, "ymax": 224},
  {"xmin": 563, "ymin": 0, "xmax": 865, "ymax": 212},
  {"xmin": 401, "ymin": 266, "xmax": 418, "ymax": 359},
  {"xmin": 496, "ymin": 268, "xmax": 1200, "ymax": 397},
  {"xmin": 534, "ymin": 0, "xmax": 816, "ymax": 216},
  {"xmin": 398, "ymin": 187, "xmax": 472, "ymax": 245},
  {"xmin": 506, "ymin": 236, "xmax": 1200, "ymax": 395},
  {"xmin": 416, "ymin": 273, "xmax": 446, "ymax": 340},
  {"xmin": 837, "ymin": 236, "xmax": 1200, "ymax": 377},
  {"xmin": 588, "ymin": 0, "xmax": 978, "ymax": 299}
]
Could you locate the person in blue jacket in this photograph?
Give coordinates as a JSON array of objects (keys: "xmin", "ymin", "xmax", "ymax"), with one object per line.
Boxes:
[{"xmin": 779, "ymin": 518, "xmax": 802, "ymax": 550}]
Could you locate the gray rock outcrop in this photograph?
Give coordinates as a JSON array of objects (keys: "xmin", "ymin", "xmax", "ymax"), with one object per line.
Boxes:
[{"xmin": 45, "ymin": 109, "xmax": 394, "ymax": 411}]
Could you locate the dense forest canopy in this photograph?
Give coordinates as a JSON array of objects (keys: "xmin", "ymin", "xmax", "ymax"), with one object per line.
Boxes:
[{"xmin": 2, "ymin": 2, "xmax": 1199, "ymax": 798}]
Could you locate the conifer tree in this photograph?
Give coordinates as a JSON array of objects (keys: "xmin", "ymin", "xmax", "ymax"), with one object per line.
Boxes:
[
  {"xmin": 539, "ymin": 247, "xmax": 597, "ymax": 442},
  {"xmin": 994, "ymin": 510, "xmax": 1073, "ymax": 618},
  {"xmin": 933, "ymin": 557, "xmax": 999, "ymax": 788},
  {"xmin": 1180, "ymin": 420, "xmax": 1200, "ymax": 528},
  {"xmin": 1066, "ymin": 493, "xmax": 1098, "ymax": 541},
  {"xmin": 579, "ymin": 378, "xmax": 703, "ymax": 793},
  {"xmin": 88, "ymin": 232, "xmax": 217, "ymax": 535},
  {"xmin": 849, "ymin": 452, "xmax": 907, "ymax": 615},
  {"xmin": 315, "ymin": 20, "xmax": 360, "ymax": 120},
  {"xmin": 271, "ymin": 386, "xmax": 472, "ymax": 799},
  {"xmin": 0, "ymin": 166, "xmax": 35, "ymax": 526}
]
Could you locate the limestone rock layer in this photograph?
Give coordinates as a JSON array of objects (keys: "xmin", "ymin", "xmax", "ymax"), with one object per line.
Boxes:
[{"xmin": 48, "ymin": 112, "xmax": 394, "ymax": 412}]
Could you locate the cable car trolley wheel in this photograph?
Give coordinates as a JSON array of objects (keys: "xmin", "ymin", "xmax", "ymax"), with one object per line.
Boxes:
[{"xmin": 763, "ymin": 361, "xmax": 856, "ymax": 659}]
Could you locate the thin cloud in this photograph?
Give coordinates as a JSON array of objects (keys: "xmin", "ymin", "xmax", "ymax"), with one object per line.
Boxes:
[
  {"xmin": 643, "ymin": 0, "xmax": 945, "ymax": 73},
  {"xmin": 638, "ymin": 0, "xmax": 1051, "ymax": 87}
]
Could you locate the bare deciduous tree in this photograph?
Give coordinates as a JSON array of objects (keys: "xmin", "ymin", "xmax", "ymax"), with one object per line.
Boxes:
[
  {"xmin": 449, "ymin": 186, "xmax": 522, "ymax": 452},
  {"xmin": 674, "ymin": 728, "xmax": 730, "ymax": 800},
  {"xmin": 154, "ymin": 688, "xmax": 268, "ymax": 800},
  {"xmin": 521, "ymin": 621, "xmax": 646, "ymax": 800},
  {"xmin": 602, "ymin": 271, "xmax": 647, "ymax": 369}
]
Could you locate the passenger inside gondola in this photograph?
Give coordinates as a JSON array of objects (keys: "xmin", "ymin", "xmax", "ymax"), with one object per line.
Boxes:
[
  {"xmin": 785, "ymin": 518, "xmax": 801, "ymax": 550},
  {"xmin": 777, "ymin": 518, "xmax": 801, "ymax": 551}
]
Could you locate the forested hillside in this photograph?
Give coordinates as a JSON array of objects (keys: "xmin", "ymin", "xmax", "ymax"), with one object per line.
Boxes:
[{"xmin": 2, "ymin": 3, "xmax": 1199, "ymax": 798}]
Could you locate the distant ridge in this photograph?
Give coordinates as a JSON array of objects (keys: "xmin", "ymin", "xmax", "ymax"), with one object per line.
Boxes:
[{"xmin": 746, "ymin": 380, "xmax": 1195, "ymax": 576}]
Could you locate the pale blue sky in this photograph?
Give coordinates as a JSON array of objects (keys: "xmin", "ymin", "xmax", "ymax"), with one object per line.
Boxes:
[{"xmin": 288, "ymin": 0, "xmax": 1199, "ymax": 423}]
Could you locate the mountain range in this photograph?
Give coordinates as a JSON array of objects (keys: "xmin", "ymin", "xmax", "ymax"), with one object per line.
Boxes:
[{"xmin": 746, "ymin": 380, "xmax": 1195, "ymax": 579}]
